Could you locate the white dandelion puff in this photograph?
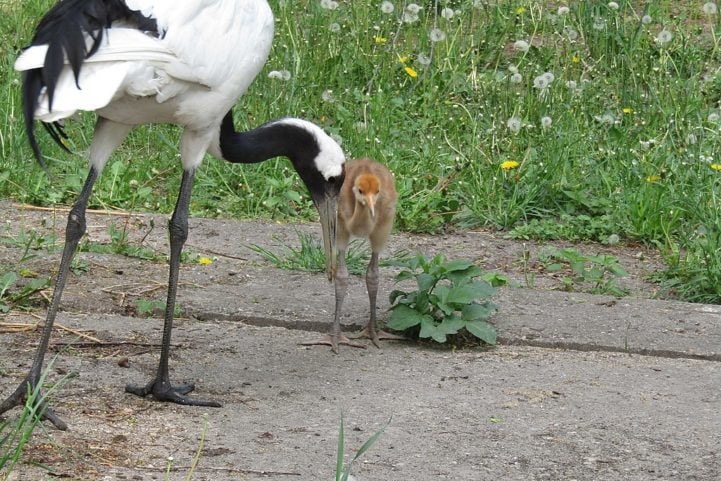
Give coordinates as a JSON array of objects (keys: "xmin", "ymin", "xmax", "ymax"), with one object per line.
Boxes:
[
  {"xmin": 564, "ymin": 27, "xmax": 579, "ymax": 41},
  {"xmin": 508, "ymin": 65, "xmax": 519, "ymax": 74},
  {"xmin": 595, "ymin": 113, "xmax": 616, "ymax": 126},
  {"xmin": 558, "ymin": 6, "xmax": 570, "ymax": 15},
  {"xmin": 656, "ymin": 29, "xmax": 673, "ymax": 44},
  {"xmin": 607, "ymin": 2, "xmax": 619, "ymax": 10},
  {"xmin": 329, "ymin": 22, "xmax": 341, "ymax": 33},
  {"xmin": 703, "ymin": 2, "xmax": 718, "ymax": 15},
  {"xmin": 641, "ymin": 14, "xmax": 652, "ymax": 25},
  {"xmin": 533, "ymin": 75, "xmax": 550, "ymax": 90},
  {"xmin": 507, "ymin": 116, "xmax": 522, "ymax": 134},
  {"xmin": 268, "ymin": 70, "xmax": 291, "ymax": 81},
  {"xmin": 405, "ymin": 3, "xmax": 422, "ymax": 14},
  {"xmin": 510, "ymin": 73, "xmax": 523, "ymax": 84},
  {"xmin": 441, "ymin": 7, "xmax": 454, "ymax": 19},
  {"xmin": 417, "ymin": 53, "xmax": 432, "ymax": 66},
  {"xmin": 540, "ymin": 116, "xmax": 553, "ymax": 128},
  {"xmin": 430, "ymin": 28, "xmax": 446, "ymax": 42},
  {"xmin": 593, "ymin": 17, "xmax": 606, "ymax": 30},
  {"xmin": 321, "ymin": 89, "xmax": 335, "ymax": 103},
  {"xmin": 708, "ymin": 112, "xmax": 720, "ymax": 122},
  {"xmin": 380, "ymin": 1, "xmax": 394, "ymax": 14},
  {"xmin": 514, "ymin": 39, "xmax": 530, "ymax": 53},
  {"xmin": 565, "ymin": 80, "xmax": 577, "ymax": 90},
  {"xmin": 320, "ymin": 0, "xmax": 339, "ymax": 10},
  {"xmin": 541, "ymin": 71, "xmax": 555, "ymax": 83}
]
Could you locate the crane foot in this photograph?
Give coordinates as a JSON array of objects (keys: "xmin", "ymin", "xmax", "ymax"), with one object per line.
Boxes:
[
  {"xmin": 125, "ymin": 379, "xmax": 221, "ymax": 407},
  {"xmin": 0, "ymin": 376, "xmax": 68, "ymax": 430}
]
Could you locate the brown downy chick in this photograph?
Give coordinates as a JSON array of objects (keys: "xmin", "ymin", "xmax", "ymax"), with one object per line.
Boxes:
[{"xmin": 304, "ymin": 158, "xmax": 403, "ymax": 352}]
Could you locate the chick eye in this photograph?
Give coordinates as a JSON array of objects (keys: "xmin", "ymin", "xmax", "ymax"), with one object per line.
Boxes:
[{"xmin": 358, "ymin": 189, "xmax": 364, "ymax": 195}]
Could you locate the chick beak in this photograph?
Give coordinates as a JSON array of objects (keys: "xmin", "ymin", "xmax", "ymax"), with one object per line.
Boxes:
[
  {"xmin": 315, "ymin": 194, "xmax": 338, "ymax": 281},
  {"xmin": 367, "ymin": 195, "xmax": 376, "ymax": 219}
]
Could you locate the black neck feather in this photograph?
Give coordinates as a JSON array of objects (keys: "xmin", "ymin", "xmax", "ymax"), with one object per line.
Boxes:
[{"xmin": 219, "ymin": 111, "xmax": 320, "ymax": 166}]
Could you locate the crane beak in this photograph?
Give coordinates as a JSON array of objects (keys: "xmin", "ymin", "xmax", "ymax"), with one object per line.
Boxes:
[{"xmin": 315, "ymin": 193, "xmax": 338, "ymax": 281}]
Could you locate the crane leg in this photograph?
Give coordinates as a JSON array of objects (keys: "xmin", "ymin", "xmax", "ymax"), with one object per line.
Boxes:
[
  {"xmin": 302, "ymin": 248, "xmax": 365, "ymax": 353},
  {"xmin": 0, "ymin": 167, "xmax": 99, "ymax": 430},
  {"xmin": 349, "ymin": 252, "xmax": 405, "ymax": 347},
  {"xmin": 125, "ymin": 168, "xmax": 220, "ymax": 407}
]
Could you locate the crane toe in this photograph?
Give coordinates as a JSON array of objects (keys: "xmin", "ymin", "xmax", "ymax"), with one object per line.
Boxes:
[{"xmin": 125, "ymin": 380, "xmax": 221, "ymax": 407}]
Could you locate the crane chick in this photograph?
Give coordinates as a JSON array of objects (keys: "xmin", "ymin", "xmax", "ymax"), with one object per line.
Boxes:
[{"xmin": 305, "ymin": 158, "xmax": 403, "ymax": 352}]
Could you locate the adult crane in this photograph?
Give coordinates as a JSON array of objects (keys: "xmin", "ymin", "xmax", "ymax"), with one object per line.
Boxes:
[{"xmin": 0, "ymin": 0, "xmax": 345, "ymax": 430}]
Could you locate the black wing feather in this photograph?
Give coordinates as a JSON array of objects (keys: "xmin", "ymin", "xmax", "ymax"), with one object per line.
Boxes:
[{"xmin": 22, "ymin": 0, "xmax": 158, "ymax": 166}]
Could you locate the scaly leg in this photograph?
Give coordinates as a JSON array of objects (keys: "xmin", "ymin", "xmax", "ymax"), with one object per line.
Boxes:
[
  {"xmin": 350, "ymin": 252, "xmax": 405, "ymax": 347},
  {"xmin": 0, "ymin": 167, "xmax": 99, "ymax": 430},
  {"xmin": 302, "ymin": 248, "xmax": 365, "ymax": 353},
  {"xmin": 125, "ymin": 168, "xmax": 220, "ymax": 407}
]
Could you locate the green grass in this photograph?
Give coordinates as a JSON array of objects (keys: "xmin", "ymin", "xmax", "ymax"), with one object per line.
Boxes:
[{"xmin": 1, "ymin": 1, "xmax": 721, "ymax": 302}]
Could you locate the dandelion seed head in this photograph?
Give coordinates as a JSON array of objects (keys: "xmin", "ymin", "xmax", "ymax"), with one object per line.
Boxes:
[
  {"xmin": 321, "ymin": 89, "xmax": 335, "ymax": 103},
  {"xmin": 510, "ymin": 73, "xmax": 523, "ymax": 84},
  {"xmin": 430, "ymin": 28, "xmax": 447, "ymax": 42},
  {"xmin": 606, "ymin": 234, "xmax": 620, "ymax": 245},
  {"xmin": 406, "ymin": 3, "xmax": 422, "ymax": 14},
  {"xmin": 473, "ymin": 0, "xmax": 484, "ymax": 8},
  {"xmin": 540, "ymin": 116, "xmax": 552, "ymax": 128},
  {"xmin": 607, "ymin": 2, "xmax": 619, "ymax": 10},
  {"xmin": 564, "ymin": 27, "xmax": 579, "ymax": 41},
  {"xmin": 533, "ymin": 75, "xmax": 549, "ymax": 89},
  {"xmin": 703, "ymin": 2, "xmax": 718, "ymax": 15},
  {"xmin": 508, "ymin": 65, "xmax": 519, "ymax": 74},
  {"xmin": 566, "ymin": 80, "xmax": 577, "ymax": 90},
  {"xmin": 268, "ymin": 70, "xmax": 291, "ymax": 81},
  {"xmin": 558, "ymin": 6, "xmax": 570, "ymax": 15},
  {"xmin": 417, "ymin": 53, "xmax": 432, "ymax": 66},
  {"xmin": 656, "ymin": 29, "xmax": 673, "ymax": 44},
  {"xmin": 542, "ymin": 71, "xmax": 555, "ymax": 83},
  {"xmin": 403, "ymin": 11, "xmax": 420, "ymax": 23},
  {"xmin": 329, "ymin": 22, "xmax": 341, "ymax": 32},
  {"xmin": 593, "ymin": 17, "xmax": 606, "ymax": 30},
  {"xmin": 514, "ymin": 39, "xmax": 530, "ymax": 53},
  {"xmin": 320, "ymin": 0, "xmax": 339, "ymax": 10},
  {"xmin": 641, "ymin": 14, "xmax": 652, "ymax": 24},
  {"xmin": 441, "ymin": 7, "xmax": 454, "ymax": 19},
  {"xmin": 708, "ymin": 112, "xmax": 720, "ymax": 122},
  {"xmin": 595, "ymin": 113, "xmax": 616, "ymax": 125},
  {"xmin": 507, "ymin": 117, "xmax": 522, "ymax": 134},
  {"xmin": 381, "ymin": 1, "xmax": 394, "ymax": 14}
]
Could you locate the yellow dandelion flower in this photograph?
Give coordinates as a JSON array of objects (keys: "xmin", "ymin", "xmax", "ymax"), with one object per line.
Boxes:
[
  {"xmin": 404, "ymin": 66, "xmax": 418, "ymax": 78},
  {"xmin": 374, "ymin": 36, "xmax": 387, "ymax": 44},
  {"xmin": 197, "ymin": 256, "xmax": 214, "ymax": 265},
  {"xmin": 398, "ymin": 55, "xmax": 409, "ymax": 64},
  {"xmin": 623, "ymin": 107, "xmax": 633, "ymax": 114},
  {"xmin": 572, "ymin": 55, "xmax": 581, "ymax": 64},
  {"xmin": 501, "ymin": 160, "xmax": 520, "ymax": 170},
  {"xmin": 515, "ymin": 6, "xmax": 526, "ymax": 15},
  {"xmin": 711, "ymin": 163, "xmax": 721, "ymax": 171},
  {"xmin": 645, "ymin": 175, "xmax": 661, "ymax": 183}
]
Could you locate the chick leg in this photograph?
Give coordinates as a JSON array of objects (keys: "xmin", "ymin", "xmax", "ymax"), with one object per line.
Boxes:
[
  {"xmin": 302, "ymin": 248, "xmax": 365, "ymax": 353},
  {"xmin": 350, "ymin": 252, "xmax": 405, "ymax": 347}
]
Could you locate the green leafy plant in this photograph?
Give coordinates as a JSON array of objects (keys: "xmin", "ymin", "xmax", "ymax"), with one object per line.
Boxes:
[
  {"xmin": 387, "ymin": 254, "xmax": 498, "ymax": 345},
  {"xmin": 538, "ymin": 247, "xmax": 629, "ymax": 297},
  {"xmin": 135, "ymin": 298, "xmax": 182, "ymax": 318},
  {"xmin": 335, "ymin": 414, "xmax": 389, "ymax": 481}
]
